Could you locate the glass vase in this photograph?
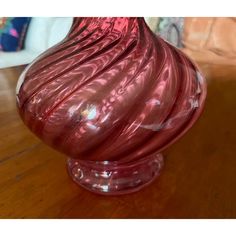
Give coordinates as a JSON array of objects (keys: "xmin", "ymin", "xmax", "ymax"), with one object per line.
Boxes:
[{"xmin": 16, "ymin": 17, "xmax": 207, "ymax": 195}]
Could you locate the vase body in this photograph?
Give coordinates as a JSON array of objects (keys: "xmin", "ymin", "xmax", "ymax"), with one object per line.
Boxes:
[{"xmin": 16, "ymin": 17, "xmax": 207, "ymax": 195}]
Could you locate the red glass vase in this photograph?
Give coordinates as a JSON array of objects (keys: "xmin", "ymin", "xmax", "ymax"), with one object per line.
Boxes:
[{"xmin": 16, "ymin": 17, "xmax": 207, "ymax": 195}]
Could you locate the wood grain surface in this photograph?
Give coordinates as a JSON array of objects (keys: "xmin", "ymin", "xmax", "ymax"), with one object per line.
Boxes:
[{"xmin": 0, "ymin": 64, "xmax": 235, "ymax": 218}]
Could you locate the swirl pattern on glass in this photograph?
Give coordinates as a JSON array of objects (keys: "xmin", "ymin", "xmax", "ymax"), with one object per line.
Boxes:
[{"xmin": 16, "ymin": 17, "xmax": 207, "ymax": 162}]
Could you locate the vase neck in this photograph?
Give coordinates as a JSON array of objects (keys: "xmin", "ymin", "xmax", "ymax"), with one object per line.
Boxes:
[{"xmin": 68, "ymin": 17, "xmax": 146, "ymax": 37}]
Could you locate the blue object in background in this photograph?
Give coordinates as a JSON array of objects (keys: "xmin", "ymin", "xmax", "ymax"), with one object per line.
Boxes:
[{"xmin": 0, "ymin": 17, "xmax": 31, "ymax": 52}]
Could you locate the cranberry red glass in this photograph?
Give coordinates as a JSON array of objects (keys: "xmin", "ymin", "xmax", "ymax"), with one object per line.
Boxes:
[{"xmin": 16, "ymin": 17, "xmax": 207, "ymax": 195}]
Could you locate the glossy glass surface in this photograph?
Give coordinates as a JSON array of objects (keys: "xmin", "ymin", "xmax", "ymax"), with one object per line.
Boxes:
[
  {"xmin": 16, "ymin": 17, "xmax": 206, "ymax": 195},
  {"xmin": 67, "ymin": 153, "xmax": 164, "ymax": 195}
]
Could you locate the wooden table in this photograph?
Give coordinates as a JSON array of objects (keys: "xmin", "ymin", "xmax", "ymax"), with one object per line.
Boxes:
[{"xmin": 0, "ymin": 64, "xmax": 236, "ymax": 218}]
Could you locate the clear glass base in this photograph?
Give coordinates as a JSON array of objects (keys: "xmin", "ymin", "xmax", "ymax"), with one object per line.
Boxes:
[{"xmin": 67, "ymin": 153, "xmax": 164, "ymax": 195}]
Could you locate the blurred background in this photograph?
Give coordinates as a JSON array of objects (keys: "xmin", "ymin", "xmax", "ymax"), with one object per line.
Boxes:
[{"xmin": 0, "ymin": 17, "xmax": 235, "ymax": 68}]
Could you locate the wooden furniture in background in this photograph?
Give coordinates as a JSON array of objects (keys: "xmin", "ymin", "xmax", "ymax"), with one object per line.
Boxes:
[{"xmin": 0, "ymin": 64, "xmax": 236, "ymax": 218}]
